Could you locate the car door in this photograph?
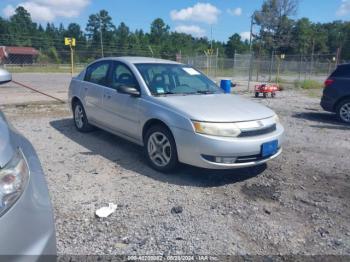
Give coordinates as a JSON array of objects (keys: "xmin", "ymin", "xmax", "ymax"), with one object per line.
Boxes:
[
  {"xmin": 81, "ymin": 61, "xmax": 111, "ymax": 123},
  {"xmin": 100, "ymin": 61, "xmax": 141, "ymax": 140}
]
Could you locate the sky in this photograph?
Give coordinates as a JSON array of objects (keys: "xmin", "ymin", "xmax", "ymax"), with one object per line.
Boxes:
[{"xmin": 1, "ymin": 0, "xmax": 350, "ymax": 42}]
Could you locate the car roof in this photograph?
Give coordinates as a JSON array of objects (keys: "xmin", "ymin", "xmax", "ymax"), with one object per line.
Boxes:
[
  {"xmin": 338, "ymin": 63, "xmax": 350, "ymax": 68},
  {"xmin": 96, "ymin": 56, "xmax": 182, "ymax": 65}
]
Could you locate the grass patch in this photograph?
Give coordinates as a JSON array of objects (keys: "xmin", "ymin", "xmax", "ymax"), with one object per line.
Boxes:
[
  {"xmin": 294, "ymin": 79, "xmax": 323, "ymax": 89},
  {"xmin": 5, "ymin": 65, "xmax": 85, "ymax": 73}
]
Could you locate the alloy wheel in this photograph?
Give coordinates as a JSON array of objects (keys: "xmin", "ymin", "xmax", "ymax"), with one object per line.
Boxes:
[
  {"xmin": 147, "ymin": 132, "xmax": 172, "ymax": 167},
  {"xmin": 74, "ymin": 104, "xmax": 84, "ymax": 128},
  {"xmin": 339, "ymin": 102, "xmax": 350, "ymax": 123}
]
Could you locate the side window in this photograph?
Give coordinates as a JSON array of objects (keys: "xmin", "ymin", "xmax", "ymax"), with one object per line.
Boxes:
[
  {"xmin": 85, "ymin": 62, "xmax": 110, "ymax": 86},
  {"xmin": 110, "ymin": 63, "xmax": 139, "ymax": 90}
]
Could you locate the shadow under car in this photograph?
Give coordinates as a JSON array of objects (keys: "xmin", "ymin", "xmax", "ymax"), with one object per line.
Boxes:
[{"xmin": 50, "ymin": 118, "xmax": 267, "ymax": 187}]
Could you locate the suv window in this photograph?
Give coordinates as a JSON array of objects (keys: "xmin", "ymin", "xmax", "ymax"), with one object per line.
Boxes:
[
  {"xmin": 110, "ymin": 63, "xmax": 139, "ymax": 90},
  {"xmin": 85, "ymin": 62, "xmax": 110, "ymax": 86},
  {"xmin": 331, "ymin": 65, "xmax": 350, "ymax": 78}
]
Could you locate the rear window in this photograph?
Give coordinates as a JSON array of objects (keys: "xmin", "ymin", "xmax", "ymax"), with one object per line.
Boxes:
[{"xmin": 330, "ymin": 65, "xmax": 350, "ymax": 78}]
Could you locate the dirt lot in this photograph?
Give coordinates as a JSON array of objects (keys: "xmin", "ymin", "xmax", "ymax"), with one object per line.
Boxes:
[{"xmin": 1, "ymin": 77, "xmax": 350, "ymax": 256}]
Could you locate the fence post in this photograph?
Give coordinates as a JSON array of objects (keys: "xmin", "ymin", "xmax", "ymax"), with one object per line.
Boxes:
[
  {"xmin": 256, "ymin": 55, "xmax": 260, "ymax": 81},
  {"xmin": 247, "ymin": 52, "xmax": 253, "ymax": 91},
  {"xmin": 298, "ymin": 55, "xmax": 302, "ymax": 81},
  {"xmin": 232, "ymin": 50, "xmax": 236, "ymax": 78},
  {"xmin": 269, "ymin": 50, "xmax": 274, "ymax": 82},
  {"xmin": 215, "ymin": 48, "xmax": 218, "ymax": 78}
]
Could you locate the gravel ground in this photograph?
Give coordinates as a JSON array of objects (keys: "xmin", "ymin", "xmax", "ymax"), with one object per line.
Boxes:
[{"xmin": 1, "ymin": 89, "xmax": 350, "ymax": 256}]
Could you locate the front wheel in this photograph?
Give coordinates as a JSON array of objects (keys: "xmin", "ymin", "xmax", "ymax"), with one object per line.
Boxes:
[
  {"xmin": 144, "ymin": 125, "xmax": 178, "ymax": 172},
  {"xmin": 73, "ymin": 101, "xmax": 94, "ymax": 132},
  {"xmin": 337, "ymin": 99, "xmax": 350, "ymax": 124}
]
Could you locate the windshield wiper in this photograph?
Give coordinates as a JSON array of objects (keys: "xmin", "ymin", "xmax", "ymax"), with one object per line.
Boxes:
[
  {"xmin": 196, "ymin": 90, "xmax": 215, "ymax": 94},
  {"xmin": 153, "ymin": 91, "xmax": 175, "ymax": 96}
]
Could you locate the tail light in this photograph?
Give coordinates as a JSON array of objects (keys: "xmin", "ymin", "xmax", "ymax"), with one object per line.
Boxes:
[{"xmin": 324, "ymin": 79, "xmax": 334, "ymax": 87}]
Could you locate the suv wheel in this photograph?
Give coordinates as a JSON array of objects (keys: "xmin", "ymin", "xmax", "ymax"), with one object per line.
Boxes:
[
  {"xmin": 73, "ymin": 101, "xmax": 94, "ymax": 132},
  {"xmin": 337, "ymin": 99, "xmax": 350, "ymax": 124},
  {"xmin": 144, "ymin": 125, "xmax": 178, "ymax": 172}
]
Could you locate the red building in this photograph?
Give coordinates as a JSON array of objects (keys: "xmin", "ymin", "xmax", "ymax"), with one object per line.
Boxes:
[{"xmin": 0, "ymin": 46, "xmax": 39, "ymax": 64}]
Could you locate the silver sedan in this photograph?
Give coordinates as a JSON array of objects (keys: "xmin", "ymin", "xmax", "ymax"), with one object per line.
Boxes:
[
  {"xmin": 0, "ymin": 69, "xmax": 56, "ymax": 255},
  {"xmin": 68, "ymin": 57, "xmax": 284, "ymax": 172}
]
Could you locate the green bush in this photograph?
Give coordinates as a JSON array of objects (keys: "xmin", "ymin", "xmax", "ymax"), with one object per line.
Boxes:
[
  {"xmin": 294, "ymin": 80, "xmax": 323, "ymax": 89},
  {"xmin": 47, "ymin": 47, "xmax": 61, "ymax": 64}
]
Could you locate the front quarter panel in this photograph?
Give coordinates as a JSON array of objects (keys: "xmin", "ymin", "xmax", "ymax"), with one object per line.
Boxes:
[
  {"xmin": 139, "ymin": 97, "xmax": 194, "ymax": 142},
  {"xmin": 0, "ymin": 124, "xmax": 56, "ymax": 255}
]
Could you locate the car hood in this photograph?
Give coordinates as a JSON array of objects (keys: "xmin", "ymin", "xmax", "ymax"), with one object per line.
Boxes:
[
  {"xmin": 154, "ymin": 94, "xmax": 276, "ymax": 122},
  {"xmin": 0, "ymin": 111, "xmax": 14, "ymax": 168}
]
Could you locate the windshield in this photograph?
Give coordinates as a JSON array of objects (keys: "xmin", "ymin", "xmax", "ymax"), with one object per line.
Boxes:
[{"xmin": 135, "ymin": 63, "xmax": 221, "ymax": 95}]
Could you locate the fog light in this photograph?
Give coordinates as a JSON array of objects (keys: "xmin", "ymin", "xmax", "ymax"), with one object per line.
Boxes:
[{"xmin": 215, "ymin": 156, "xmax": 236, "ymax": 164}]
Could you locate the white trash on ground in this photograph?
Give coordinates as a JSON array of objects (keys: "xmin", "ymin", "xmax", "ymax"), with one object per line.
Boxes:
[{"xmin": 95, "ymin": 203, "xmax": 118, "ymax": 218}]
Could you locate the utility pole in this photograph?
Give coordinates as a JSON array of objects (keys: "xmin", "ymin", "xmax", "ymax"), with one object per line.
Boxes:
[{"xmin": 99, "ymin": 16, "xmax": 104, "ymax": 58}]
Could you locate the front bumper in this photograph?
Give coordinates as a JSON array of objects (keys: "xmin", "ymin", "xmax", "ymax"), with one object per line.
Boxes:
[
  {"xmin": 172, "ymin": 123, "xmax": 284, "ymax": 169},
  {"xmin": 0, "ymin": 133, "xmax": 56, "ymax": 256}
]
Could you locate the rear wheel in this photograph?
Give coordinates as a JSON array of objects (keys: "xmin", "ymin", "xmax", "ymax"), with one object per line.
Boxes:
[
  {"xmin": 144, "ymin": 125, "xmax": 178, "ymax": 172},
  {"xmin": 337, "ymin": 99, "xmax": 350, "ymax": 124},
  {"xmin": 271, "ymin": 92, "xmax": 276, "ymax": 98},
  {"xmin": 263, "ymin": 93, "xmax": 267, "ymax": 98},
  {"xmin": 255, "ymin": 92, "xmax": 259, "ymax": 98},
  {"xmin": 73, "ymin": 101, "xmax": 94, "ymax": 132}
]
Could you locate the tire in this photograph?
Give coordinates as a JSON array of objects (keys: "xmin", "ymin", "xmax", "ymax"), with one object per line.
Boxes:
[
  {"xmin": 336, "ymin": 99, "xmax": 350, "ymax": 124},
  {"xmin": 255, "ymin": 92, "xmax": 259, "ymax": 98},
  {"xmin": 144, "ymin": 125, "xmax": 178, "ymax": 172},
  {"xmin": 271, "ymin": 92, "xmax": 276, "ymax": 98},
  {"xmin": 72, "ymin": 101, "xmax": 94, "ymax": 132},
  {"xmin": 263, "ymin": 93, "xmax": 267, "ymax": 98}
]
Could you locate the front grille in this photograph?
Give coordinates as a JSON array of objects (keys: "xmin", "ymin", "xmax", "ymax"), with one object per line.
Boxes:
[
  {"xmin": 238, "ymin": 124, "xmax": 276, "ymax": 137},
  {"xmin": 235, "ymin": 154, "xmax": 269, "ymax": 163},
  {"xmin": 235, "ymin": 148, "xmax": 280, "ymax": 163}
]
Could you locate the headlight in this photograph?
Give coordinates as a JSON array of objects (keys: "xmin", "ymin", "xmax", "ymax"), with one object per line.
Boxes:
[
  {"xmin": 0, "ymin": 148, "xmax": 29, "ymax": 216},
  {"xmin": 192, "ymin": 121, "xmax": 241, "ymax": 137}
]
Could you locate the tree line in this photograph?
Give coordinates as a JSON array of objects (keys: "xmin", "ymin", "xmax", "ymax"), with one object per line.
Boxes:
[{"xmin": 0, "ymin": 0, "xmax": 349, "ymax": 64}]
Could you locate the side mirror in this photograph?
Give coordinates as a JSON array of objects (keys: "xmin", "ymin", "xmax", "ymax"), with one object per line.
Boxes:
[
  {"xmin": 117, "ymin": 85, "xmax": 140, "ymax": 97},
  {"xmin": 0, "ymin": 68, "xmax": 12, "ymax": 85}
]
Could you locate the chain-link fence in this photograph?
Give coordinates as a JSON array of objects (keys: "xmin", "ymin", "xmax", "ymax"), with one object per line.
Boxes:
[
  {"xmin": 182, "ymin": 53, "xmax": 339, "ymax": 89},
  {"xmin": 0, "ymin": 46, "xmax": 173, "ymax": 73},
  {"xmin": 1, "ymin": 45, "xmax": 340, "ymax": 89}
]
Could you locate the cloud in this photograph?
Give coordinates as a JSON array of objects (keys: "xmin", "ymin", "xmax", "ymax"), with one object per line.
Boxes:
[
  {"xmin": 240, "ymin": 31, "xmax": 250, "ymax": 41},
  {"xmin": 3, "ymin": 5, "xmax": 15, "ymax": 18},
  {"xmin": 227, "ymin": 7, "xmax": 242, "ymax": 16},
  {"xmin": 336, "ymin": 0, "xmax": 350, "ymax": 16},
  {"xmin": 2, "ymin": 0, "xmax": 90, "ymax": 22},
  {"xmin": 170, "ymin": 3, "xmax": 221, "ymax": 24},
  {"xmin": 174, "ymin": 25, "xmax": 206, "ymax": 37}
]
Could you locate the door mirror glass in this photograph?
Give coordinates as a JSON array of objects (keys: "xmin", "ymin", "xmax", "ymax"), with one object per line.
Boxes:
[
  {"xmin": 117, "ymin": 85, "xmax": 140, "ymax": 96},
  {"xmin": 0, "ymin": 68, "xmax": 12, "ymax": 85}
]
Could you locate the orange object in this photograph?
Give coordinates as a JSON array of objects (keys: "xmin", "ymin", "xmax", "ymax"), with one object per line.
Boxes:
[{"xmin": 254, "ymin": 84, "xmax": 280, "ymax": 98}]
